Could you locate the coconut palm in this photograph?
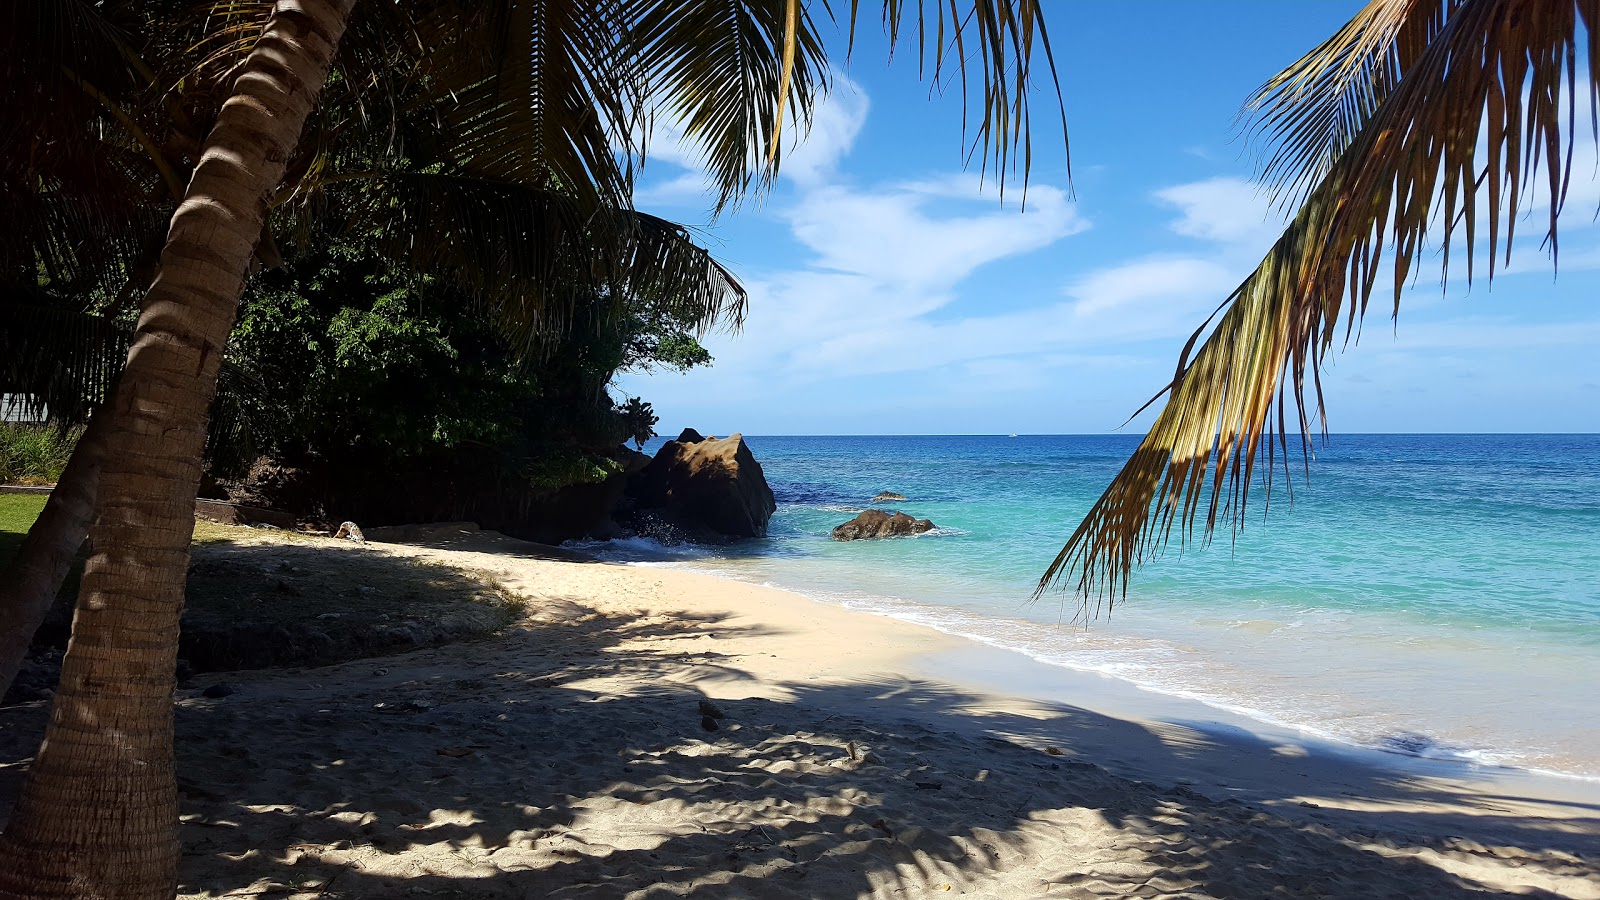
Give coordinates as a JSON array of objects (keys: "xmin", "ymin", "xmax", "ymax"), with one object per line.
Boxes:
[
  {"xmin": 0, "ymin": 0, "xmax": 748, "ymax": 705},
  {"xmin": 0, "ymin": 0, "xmax": 1061, "ymax": 895},
  {"xmin": 1041, "ymin": 0, "xmax": 1596, "ymax": 611}
]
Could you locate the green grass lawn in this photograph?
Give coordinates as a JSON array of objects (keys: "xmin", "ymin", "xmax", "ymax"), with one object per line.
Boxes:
[{"xmin": 0, "ymin": 493, "xmax": 49, "ymax": 570}]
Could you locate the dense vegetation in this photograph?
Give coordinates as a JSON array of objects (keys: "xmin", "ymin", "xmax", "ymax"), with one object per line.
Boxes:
[
  {"xmin": 0, "ymin": 425, "xmax": 79, "ymax": 487},
  {"xmin": 199, "ymin": 231, "xmax": 714, "ymax": 525}
]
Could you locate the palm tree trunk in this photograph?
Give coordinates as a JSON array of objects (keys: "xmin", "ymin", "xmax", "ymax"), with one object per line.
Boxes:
[
  {"xmin": 0, "ymin": 2, "xmax": 355, "ymax": 897},
  {"xmin": 0, "ymin": 403, "xmax": 113, "ymax": 702}
]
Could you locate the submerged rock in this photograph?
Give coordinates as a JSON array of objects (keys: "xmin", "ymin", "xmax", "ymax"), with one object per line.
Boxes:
[
  {"xmin": 871, "ymin": 491, "xmax": 908, "ymax": 503},
  {"xmin": 831, "ymin": 509, "xmax": 935, "ymax": 541}
]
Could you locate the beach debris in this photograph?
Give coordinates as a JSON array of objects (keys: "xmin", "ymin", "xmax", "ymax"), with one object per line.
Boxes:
[
  {"xmin": 700, "ymin": 715, "xmax": 720, "ymax": 732},
  {"xmin": 201, "ymin": 682, "xmax": 237, "ymax": 699},
  {"xmin": 831, "ymin": 509, "xmax": 936, "ymax": 541},
  {"xmin": 697, "ymin": 699, "xmax": 726, "ymax": 720},
  {"xmin": 373, "ymin": 699, "xmax": 433, "ymax": 713},
  {"xmin": 333, "ymin": 521, "xmax": 366, "ymax": 543},
  {"xmin": 871, "ymin": 491, "xmax": 908, "ymax": 503}
]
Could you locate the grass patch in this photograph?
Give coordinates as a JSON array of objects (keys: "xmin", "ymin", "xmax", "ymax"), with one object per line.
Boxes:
[
  {"xmin": 0, "ymin": 423, "xmax": 79, "ymax": 486},
  {"xmin": 0, "ymin": 493, "xmax": 49, "ymax": 571}
]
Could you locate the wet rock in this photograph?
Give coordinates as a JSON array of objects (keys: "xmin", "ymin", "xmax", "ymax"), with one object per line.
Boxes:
[
  {"xmin": 831, "ymin": 509, "xmax": 935, "ymax": 541},
  {"xmin": 871, "ymin": 491, "xmax": 908, "ymax": 503}
]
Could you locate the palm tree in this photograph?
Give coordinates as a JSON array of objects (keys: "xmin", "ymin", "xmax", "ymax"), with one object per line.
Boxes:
[
  {"xmin": 0, "ymin": 0, "xmax": 746, "ymax": 703},
  {"xmin": 0, "ymin": 0, "xmax": 1060, "ymax": 895},
  {"xmin": 1042, "ymin": 0, "xmax": 1595, "ymax": 612}
]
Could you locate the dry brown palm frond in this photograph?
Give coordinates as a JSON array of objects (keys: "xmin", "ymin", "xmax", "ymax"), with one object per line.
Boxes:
[
  {"xmin": 869, "ymin": 0, "xmax": 1068, "ymax": 196},
  {"xmin": 1041, "ymin": 0, "xmax": 1598, "ymax": 613},
  {"xmin": 1242, "ymin": 0, "xmax": 1460, "ymax": 208}
]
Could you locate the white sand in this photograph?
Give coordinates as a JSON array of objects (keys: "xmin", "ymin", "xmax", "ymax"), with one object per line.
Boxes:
[{"xmin": 2, "ymin": 528, "xmax": 1596, "ymax": 898}]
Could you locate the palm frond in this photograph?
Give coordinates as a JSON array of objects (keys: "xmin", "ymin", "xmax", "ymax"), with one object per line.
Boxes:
[
  {"xmin": 0, "ymin": 297, "xmax": 129, "ymax": 424},
  {"xmin": 314, "ymin": 172, "xmax": 745, "ymax": 352},
  {"xmin": 630, "ymin": 0, "xmax": 829, "ymax": 212},
  {"xmin": 1242, "ymin": 0, "xmax": 1460, "ymax": 208},
  {"xmin": 417, "ymin": 0, "xmax": 638, "ymax": 210},
  {"xmin": 1042, "ymin": 0, "xmax": 1597, "ymax": 611},
  {"xmin": 867, "ymin": 0, "xmax": 1067, "ymax": 195}
]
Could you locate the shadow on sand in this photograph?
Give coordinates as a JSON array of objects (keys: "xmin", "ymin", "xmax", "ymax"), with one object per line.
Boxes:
[{"xmin": 0, "ymin": 547, "xmax": 1594, "ymax": 898}]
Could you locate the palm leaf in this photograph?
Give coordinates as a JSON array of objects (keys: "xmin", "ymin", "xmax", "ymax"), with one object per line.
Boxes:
[
  {"xmin": 0, "ymin": 297, "xmax": 129, "ymax": 424},
  {"xmin": 868, "ymin": 0, "xmax": 1068, "ymax": 195},
  {"xmin": 415, "ymin": 0, "xmax": 638, "ymax": 210},
  {"xmin": 311, "ymin": 172, "xmax": 745, "ymax": 352},
  {"xmin": 1241, "ymin": 0, "xmax": 1461, "ymax": 208},
  {"xmin": 630, "ymin": 0, "xmax": 829, "ymax": 212},
  {"xmin": 1042, "ymin": 0, "xmax": 1596, "ymax": 611}
]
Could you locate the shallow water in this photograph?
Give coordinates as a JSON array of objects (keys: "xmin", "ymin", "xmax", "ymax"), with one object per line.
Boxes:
[{"xmin": 576, "ymin": 434, "xmax": 1600, "ymax": 780}]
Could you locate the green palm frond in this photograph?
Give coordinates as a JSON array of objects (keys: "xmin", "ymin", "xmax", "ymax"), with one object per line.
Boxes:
[
  {"xmin": 417, "ymin": 0, "xmax": 638, "ymax": 209},
  {"xmin": 314, "ymin": 172, "xmax": 745, "ymax": 351},
  {"xmin": 0, "ymin": 298, "xmax": 128, "ymax": 424},
  {"xmin": 630, "ymin": 0, "xmax": 829, "ymax": 212},
  {"xmin": 1041, "ymin": 0, "xmax": 1595, "ymax": 611},
  {"xmin": 0, "ymin": 0, "xmax": 173, "ymax": 289}
]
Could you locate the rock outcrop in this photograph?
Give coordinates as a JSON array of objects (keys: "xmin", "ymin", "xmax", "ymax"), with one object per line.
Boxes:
[
  {"xmin": 627, "ymin": 433, "xmax": 776, "ymax": 539},
  {"xmin": 831, "ymin": 509, "xmax": 935, "ymax": 541},
  {"xmin": 871, "ymin": 491, "xmax": 908, "ymax": 503}
]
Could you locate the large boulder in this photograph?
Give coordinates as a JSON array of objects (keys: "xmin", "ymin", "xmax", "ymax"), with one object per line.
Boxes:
[
  {"xmin": 831, "ymin": 509, "xmax": 935, "ymax": 541},
  {"xmin": 627, "ymin": 433, "xmax": 776, "ymax": 539}
]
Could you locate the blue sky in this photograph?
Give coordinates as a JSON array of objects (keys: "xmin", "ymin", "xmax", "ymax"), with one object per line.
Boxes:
[{"xmin": 619, "ymin": 2, "xmax": 1600, "ymax": 436}]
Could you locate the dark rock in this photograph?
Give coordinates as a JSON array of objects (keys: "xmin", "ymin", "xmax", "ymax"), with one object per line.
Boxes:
[
  {"xmin": 193, "ymin": 498, "xmax": 296, "ymax": 529},
  {"xmin": 626, "ymin": 433, "xmax": 776, "ymax": 539},
  {"xmin": 676, "ymin": 428, "xmax": 706, "ymax": 444},
  {"xmin": 831, "ymin": 509, "xmax": 935, "ymax": 541},
  {"xmin": 201, "ymin": 682, "xmax": 237, "ymax": 699},
  {"xmin": 363, "ymin": 521, "xmax": 479, "ymax": 543},
  {"xmin": 871, "ymin": 491, "xmax": 908, "ymax": 503}
]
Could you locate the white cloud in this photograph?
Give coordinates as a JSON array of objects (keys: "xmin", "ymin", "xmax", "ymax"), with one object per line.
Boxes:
[
  {"xmin": 780, "ymin": 77, "xmax": 870, "ymax": 186},
  {"xmin": 632, "ymin": 70, "xmax": 871, "ymax": 210},
  {"xmin": 1066, "ymin": 257, "xmax": 1235, "ymax": 317},
  {"xmin": 787, "ymin": 176, "xmax": 1084, "ymax": 288},
  {"xmin": 1154, "ymin": 176, "xmax": 1284, "ymax": 247}
]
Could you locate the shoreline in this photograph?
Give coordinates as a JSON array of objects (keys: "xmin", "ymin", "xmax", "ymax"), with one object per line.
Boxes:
[
  {"xmin": 616, "ymin": 549, "xmax": 1600, "ymax": 812},
  {"xmin": 604, "ymin": 546, "xmax": 1600, "ymax": 792},
  {"xmin": 5, "ymin": 527, "xmax": 1592, "ymax": 897}
]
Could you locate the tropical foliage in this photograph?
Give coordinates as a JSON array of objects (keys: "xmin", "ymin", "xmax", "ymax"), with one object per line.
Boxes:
[
  {"xmin": 1043, "ymin": 0, "xmax": 1597, "ymax": 612},
  {"xmin": 0, "ymin": 425, "xmax": 80, "ymax": 487}
]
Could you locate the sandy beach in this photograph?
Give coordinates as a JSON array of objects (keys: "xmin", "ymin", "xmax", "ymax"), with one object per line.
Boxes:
[{"xmin": 2, "ymin": 528, "xmax": 1595, "ymax": 899}]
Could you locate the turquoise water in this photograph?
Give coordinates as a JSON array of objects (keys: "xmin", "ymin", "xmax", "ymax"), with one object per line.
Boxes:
[{"xmin": 580, "ymin": 434, "xmax": 1600, "ymax": 779}]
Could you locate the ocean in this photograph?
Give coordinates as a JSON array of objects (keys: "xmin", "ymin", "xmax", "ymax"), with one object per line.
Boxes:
[{"xmin": 576, "ymin": 434, "xmax": 1600, "ymax": 781}]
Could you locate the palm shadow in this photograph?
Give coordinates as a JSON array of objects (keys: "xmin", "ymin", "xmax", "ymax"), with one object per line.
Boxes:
[{"xmin": 0, "ymin": 594, "xmax": 1593, "ymax": 899}]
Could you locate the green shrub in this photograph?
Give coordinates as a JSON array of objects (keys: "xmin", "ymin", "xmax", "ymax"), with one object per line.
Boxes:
[{"xmin": 0, "ymin": 423, "xmax": 80, "ymax": 485}]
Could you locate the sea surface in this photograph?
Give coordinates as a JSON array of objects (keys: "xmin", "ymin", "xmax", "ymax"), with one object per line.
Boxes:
[{"xmin": 576, "ymin": 434, "xmax": 1600, "ymax": 780}]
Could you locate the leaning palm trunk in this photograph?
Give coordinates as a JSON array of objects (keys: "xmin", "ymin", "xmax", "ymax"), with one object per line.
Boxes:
[
  {"xmin": 0, "ymin": 1, "xmax": 355, "ymax": 896},
  {"xmin": 0, "ymin": 401, "xmax": 114, "ymax": 702}
]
